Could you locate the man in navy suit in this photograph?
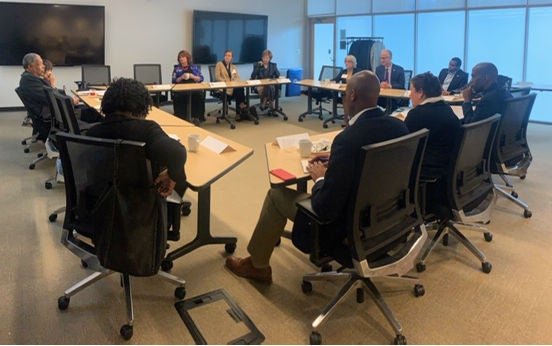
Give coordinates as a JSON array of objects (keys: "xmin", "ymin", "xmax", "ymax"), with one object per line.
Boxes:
[
  {"xmin": 375, "ymin": 49, "xmax": 406, "ymax": 111},
  {"xmin": 438, "ymin": 57, "xmax": 468, "ymax": 95},
  {"xmin": 225, "ymin": 71, "xmax": 409, "ymax": 284}
]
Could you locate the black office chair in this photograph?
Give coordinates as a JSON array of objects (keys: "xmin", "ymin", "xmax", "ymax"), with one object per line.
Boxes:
[
  {"xmin": 205, "ymin": 64, "xmax": 238, "ymax": 128},
  {"xmin": 416, "ymin": 114, "xmax": 501, "ymax": 274},
  {"xmin": 15, "ymin": 87, "xmax": 54, "ymax": 170},
  {"xmin": 249, "ymin": 63, "xmax": 287, "ymax": 121},
  {"xmin": 80, "ymin": 64, "xmax": 111, "ymax": 88},
  {"xmin": 42, "ymin": 86, "xmax": 68, "ymax": 190},
  {"xmin": 133, "ymin": 63, "xmax": 169, "ymax": 106},
  {"xmin": 404, "ymin": 70, "xmax": 413, "ymax": 91},
  {"xmin": 55, "ymin": 132, "xmax": 186, "ymax": 340},
  {"xmin": 295, "ymin": 129, "xmax": 430, "ymax": 345},
  {"xmin": 491, "ymin": 93, "xmax": 536, "ymax": 218},
  {"xmin": 299, "ymin": 65, "xmax": 342, "ymax": 122},
  {"xmin": 510, "ymin": 88, "xmax": 530, "ymax": 98},
  {"xmin": 497, "ymin": 74, "xmax": 513, "ymax": 91},
  {"xmin": 15, "ymin": 87, "xmax": 38, "ymax": 153}
]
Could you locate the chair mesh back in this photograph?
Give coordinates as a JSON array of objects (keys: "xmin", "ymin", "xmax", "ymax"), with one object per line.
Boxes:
[
  {"xmin": 492, "ymin": 93, "xmax": 536, "ymax": 167},
  {"xmin": 56, "ymin": 133, "xmax": 150, "ymax": 237},
  {"xmin": 208, "ymin": 65, "xmax": 217, "ymax": 82},
  {"xmin": 134, "ymin": 64, "xmax": 162, "ymax": 84},
  {"xmin": 404, "ymin": 70, "xmax": 413, "ymax": 90},
  {"xmin": 318, "ymin": 66, "xmax": 342, "ymax": 81},
  {"xmin": 43, "ymin": 86, "xmax": 66, "ymax": 132},
  {"xmin": 82, "ymin": 65, "xmax": 111, "ymax": 86},
  {"xmin": 497, "ymin": 75, "xmax": 513, "ymax": 90},
  {"xmin": 55, "ymin": 93, "xmax": 81, "ymax": 135},
  {"xmin": 349, "ymin": 130, "xmax": 428, "ymax": 262},
  {"xmin": 449, "ymin": 114, "xmax": 500, "ymax": 212},
  {"xmin": 15, "ymin": 87, "xmax": 38, "ymax": 119}
]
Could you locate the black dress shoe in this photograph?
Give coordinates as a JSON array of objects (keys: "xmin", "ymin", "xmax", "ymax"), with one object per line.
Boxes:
[{"xmin": 167, "ymin": 231, "xmax": 180, "ymax": 242}]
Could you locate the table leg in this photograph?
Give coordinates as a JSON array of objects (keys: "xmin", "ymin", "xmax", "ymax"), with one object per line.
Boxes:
[
  {"xmin": 272, "ymin": 87, "xmax": 288, "ymax": 121},
  {"xmin": 218, "ymin": 91, "xmax": 236, "ymax": 129},
  {"xmin": 164, "ymin": 185, "xmax": 237, "ymax": 265},
  {"xmin": 298, "ymin": 86, "xmax": 314, "ymax": 121}
]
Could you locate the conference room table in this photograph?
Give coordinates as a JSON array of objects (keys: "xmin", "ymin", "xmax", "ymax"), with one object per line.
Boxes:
[
  {"xmin": 172, "ymin": 78, "xmax": 291, "ymax": 128},
  {"xmin": 75, "ymin": 91, "xmax": 254, "ymax": 268}
]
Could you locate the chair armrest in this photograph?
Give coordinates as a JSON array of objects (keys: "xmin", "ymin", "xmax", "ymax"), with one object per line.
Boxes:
[
  {"xmin": 296, "ymin": 199, "xmax": 333, "ymax": 225},
  {"xmin": 296, "ymin": 199, "xmax": 335, "ymax": 266}
]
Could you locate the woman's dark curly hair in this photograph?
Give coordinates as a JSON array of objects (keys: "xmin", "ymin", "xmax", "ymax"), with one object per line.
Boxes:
[
  {"xmin": 101, "ymin": 78, "xmax": 152, "ymax": 118},
  {"xmin": 410, "ymin": 72, "xmax": 442, "ymax": 98}
]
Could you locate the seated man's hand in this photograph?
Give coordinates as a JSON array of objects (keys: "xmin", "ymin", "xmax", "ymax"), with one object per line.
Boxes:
[
  {"xmin": 442, "ymin": 90, "xmax": 451, "ymax": 96},
  {"xmin": 307, "ymin": 160, "xmax": 328, "ymax": 181},
  {"xmin": 72, "ymin": 96, "xmax": 80, "ymax": 105},
  {"xmin": 154, "ymin": 170, "xmax": 176, "ymax": 197},
  {"xmin": 380, "ymin": 81, "xmax": 391, "ymax": 89}
]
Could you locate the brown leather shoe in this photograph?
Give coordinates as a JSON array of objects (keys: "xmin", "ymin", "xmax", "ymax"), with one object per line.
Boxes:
[{"xmin": 225, "ymin": 256, "xmax": 272, "ymax": 284}]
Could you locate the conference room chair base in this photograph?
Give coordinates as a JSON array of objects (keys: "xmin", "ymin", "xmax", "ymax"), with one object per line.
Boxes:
[
  {"xmin": 57, "ymin": 268, "xmax": 185, "ymax": 340},
  {"xmin": 416, "ymin": 219, "xmax": 493, "ymax": 274},
  {"xmin": 48, "ymin": 205, "xmax": 66, "ymax": 222},
  {"xmin": 322, "ymin": 113, "xmax": 345, "ymax": 129},
  {"xmin": 22, "ymin": 133, "xmax": 38, "ymax": 153},
  {"xmin": 298, "ymin": 105, "xmax": 331, "ymax": 123},
  {"xmin": 493, "ymin": 185, "xmax": 532, "ymax": 218}
]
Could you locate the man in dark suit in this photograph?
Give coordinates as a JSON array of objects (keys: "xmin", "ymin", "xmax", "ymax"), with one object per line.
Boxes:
[
  {"xmin": 18, "ymin": 53, "xmax": 52, "ymax": 141},
  {"xmin": 462, "ymin": 62, "xmax": 513, "ymax": 124},
  {"xmin": 225, "ymin": 71, "xmax": 409, "ymax": 284},
  {"xmin": 438, "ymin": 57, "xmax": 469, "ymax": 95},
  {"xmin": 375, "ymin": 49, "xmax": 406, "ymax": 111}
]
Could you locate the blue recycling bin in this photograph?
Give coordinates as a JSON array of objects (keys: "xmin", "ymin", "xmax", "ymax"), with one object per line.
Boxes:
[{"xmin": 286, "ymin": 68, "xmax": 303, "ymax": 97}]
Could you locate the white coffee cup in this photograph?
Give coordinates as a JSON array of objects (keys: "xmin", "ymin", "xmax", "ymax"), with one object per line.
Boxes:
[
  {"xmin": 298, "ymin": 139, "xmax": 313, "ymax": 158},
  {"xmin": 187, "ymin": 134, "xmax": 200, "ymax": 152},
  {"xmin": 183, "ymin": 73, "xmax": 190, "ymax": 80}
]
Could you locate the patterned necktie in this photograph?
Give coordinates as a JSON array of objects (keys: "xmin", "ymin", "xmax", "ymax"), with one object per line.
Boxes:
[{"xmin": 386, "ymin": 67, "xmax": 391, "ymax": 84}]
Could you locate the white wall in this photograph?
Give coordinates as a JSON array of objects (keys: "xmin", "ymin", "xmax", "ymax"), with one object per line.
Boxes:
[{"xmin": 0, "ymin": 0, "xmax": 306, "ymax": 108}]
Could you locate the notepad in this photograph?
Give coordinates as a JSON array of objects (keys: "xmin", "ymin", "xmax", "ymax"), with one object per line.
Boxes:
[
  {"xmin": 277, "ymin": 77, "xmax": 291, "ymax": 83},
  {"xmin": 209, "ymin": 82, "xmax": 226, "ymax": 88}
]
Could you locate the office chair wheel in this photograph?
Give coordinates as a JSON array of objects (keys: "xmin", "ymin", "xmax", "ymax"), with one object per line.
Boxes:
[
  {"xmin": 161, "ymin": 260, "xmax": 173, "ymax": 272},
  {"xmin": 254, "ymin": 119, "xmax": 259, "ymax": 125},
  {"xmin": 174, "ymin": 286, "xmax": 186, "ymax": 300},
  {"xmin": 484, "ymin": 232, "xmax": 493, "ymax": 242},
  {"xmin": 510, "ymin": 191, "xmax": 519, "ymax": 198},
  {"xmin": 57, "ymin": 296, "xmax": 70, "ymax": 310},
  {"xmin": 283, "ymin": 116, "xmax": 288, "ymax": 121},
  {"xmin": 230, "ymin": 124, "xmax": 236, "ymax": 130},
  {"xmin": 416, "ymin": 262, "xmax": 426, "ymax": 272},
  {"xmin": 29, "ymin": 163, "xmax": 35, "ymax": 170},
  {"xmin": 414, "ymin": 284, "xmax": 425, "ymax": 297},
  {"xmin": 524, "ymin": 210, "xmax": 532, "ymax": 218},
  {"xmin": 301, "ymin": 280, "xmax": 312, "ymax": 294},
  {"xmin": 520, "ymin": 175, "xmax": 526, "ymax": 180},
  {"xmin": 310, "ymin": 331, "xmax": 322, "ymax": 345},
  {"xmin": 356, "ymin": 288, "xmax": 364, "ymax": 303},
  {"xmin": 181, "ymin": 202, "xmax": 192, "ymax": 216},
  {"xmin": 48, "ymin": 213, "xmax": 57, "ymax": 222},
  {"xmin": 225, "ymin": 242, "xmax": 236, "ymax": 254},
  {"xmin": 45, "ymin": 181, "xmax": 53, "ymax": 189},
  {"xmin": 37, "ymin": 152, "xmax": 44, "ymax": 158},
  {"xmin": 216, "ymin": 118, "xmax": 220, "ymax": 124},
  {"xmin": 442, "ymin": 234, "xmax": 449, "ymax": 246},
  {"xmin": 120, "ymin": 324, "xmax": 133, "ymax": 340},
  {"xmin": 482, "ymin": 261, "xmax": 492, "ymax": 274},
  {"xmin": 298, "ymin": 117, "xmax": 304, "ymax": 122},
  {"xmin": 24, "ymin": 148, "xmax": 30, "ymax": 153},
  {"xmin": 22, "ymin": 139, "xmax": 27, "ymax": 145},
  {"xmin": 323, "ymin": 123, "xmax": 328, "ymax": 129},
  {"xmin": 81, "ymin": 260, "xmax": 88, "ymax": 268},
  {"xmin": 394, "ymin": 334, "xmax": 407, "ymax": 345}
]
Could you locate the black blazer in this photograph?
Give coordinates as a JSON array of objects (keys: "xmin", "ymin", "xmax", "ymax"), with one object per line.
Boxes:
[
  {"xmin": 375, "ymin": 64, "xmax": 406, "ymax": 90},
  {"xmin": 19, "ymin": 71, "xmax": 52, "ymax": 120},
  {"xmin": 86, "ymin": 114, "xmax": 188, "ymax": 195},
  {"xmin": 332, "ymin": 67, "xmax": 360, "ymax": 83},
  {"xmin": 462, "ymin": 83, "xmax": 513, "ymax": 124},
  {"xmin": 438, "ymin": 68, "xmax": 469, "ymax": 94},
  {"xmin": 250, "ymin": 61, "xmax": 280, "ymax": 80},
  {"xmin": 292, "ymin": 108, "xmax": 409, "ymax": 250},
  {"xmin": 405, "ymin": 100, "xmax": 461, "ymax": 178}
]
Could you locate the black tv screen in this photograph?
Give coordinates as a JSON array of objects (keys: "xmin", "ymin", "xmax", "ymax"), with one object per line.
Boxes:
[
  {"xmin": 193, "ymin": 10, "xmax": 267, "ymax": 64},
  {"xmin": 0, "ymin": 2, "xmax": 105, "ymax": 66}
]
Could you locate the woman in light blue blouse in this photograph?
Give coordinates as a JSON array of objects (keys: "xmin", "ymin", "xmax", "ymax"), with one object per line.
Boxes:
[{"xmin": 172, "ymin": 50, "xmax": 205, "ymax": 122}]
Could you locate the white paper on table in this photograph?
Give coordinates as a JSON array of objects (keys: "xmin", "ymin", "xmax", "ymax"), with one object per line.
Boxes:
[
  {"xmin": 277, "ymin": 77, "xmax": 291, "ymax": 83},
  {"xmin": 442, "ymin": 95, "xmax": 463, "ymax": 102},
  {"xmin": 275, "ymin": 132, "xmax": 310, "ymax": 149},
  {"xmin": 201, "ymin": 135, "xmax": 235, "ymax": 154},
  {"xmin": 246, "ymin": 80, "xmax": 262, "ymax": 85},
  {"xmin": 210, "ymin": 82, "xmax": 226, "ymax": 88},
  {"xmin": 94, "ymin": 90, "xmax": 106, "ymax": 96}
]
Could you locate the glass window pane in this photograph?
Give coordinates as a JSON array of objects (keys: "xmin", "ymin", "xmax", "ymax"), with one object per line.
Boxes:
[
  {"xmin": 373, "ymin": 0, "xmax": 415, "ymax": 13},
  {"xmin": 529, "ymin": 0, "xmax": 552, "ymax": 4},
  {"xmin": 468, "ymin": 0, "xmax": 526, "ymax": 7},
  {"xmin": 417, "ymin": 11, "xmax": 465, "ymax": 77},
  {"xmin": 336, "ymin": 16, "xmax": 372, "ymax": 69},
  {"xmin": 336, "ymin": 0, "xmax": 371, "ymax": 15},
  {"xmin": 466, "ymin": 8, "xmax": 525, "ymax": 82},
  {"xmin": 526, "ymin": 7, "xmax": 552, "ymax": 122},
  {"xmin": 373, "ymin": 14, "xmax": 415, "ymax": 72},
  {"xmin": 307, "ymin": 0, "xmax": 335, "ymax": 17},
  {"xmin": 416, "ymin": 0, "xmax": 465, "ymax": 10}
]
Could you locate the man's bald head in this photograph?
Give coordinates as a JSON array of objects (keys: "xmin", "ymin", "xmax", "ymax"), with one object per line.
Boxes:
[
  {"xmin": 473, "ymin": 62, "xmax": 498, "ymax": 82},
  {"xmin": 343, "ymin": 70, "xmax": 380, "ymax": 116}
]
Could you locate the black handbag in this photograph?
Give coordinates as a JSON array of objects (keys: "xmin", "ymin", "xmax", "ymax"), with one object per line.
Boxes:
[{"xmin": 90, "ymin": 144, "xmax": 167, "ymax": 277}]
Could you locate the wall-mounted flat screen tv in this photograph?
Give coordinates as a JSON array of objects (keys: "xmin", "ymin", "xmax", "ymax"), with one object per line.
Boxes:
[
  {"xmin": 193, "ymin": 10, "xmax": 267, "ymax": 65},
  {"xmin": 0, "ymin": 2, "xmax": 105, "ymax": 66}
]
